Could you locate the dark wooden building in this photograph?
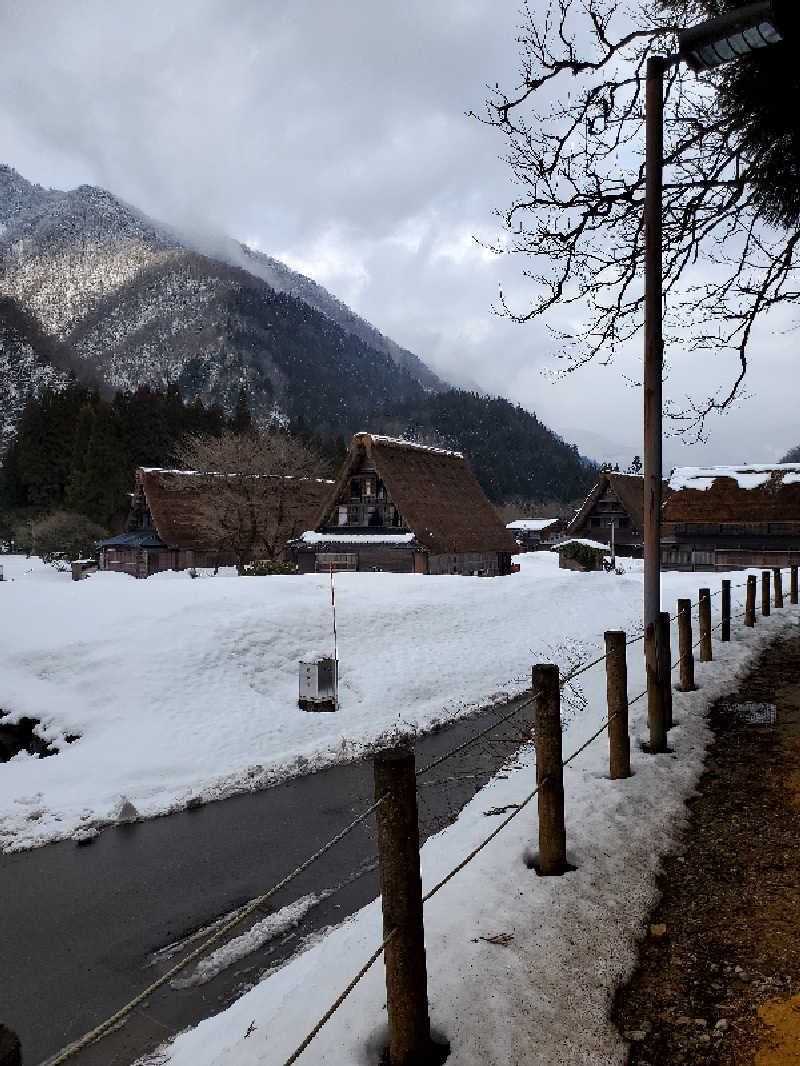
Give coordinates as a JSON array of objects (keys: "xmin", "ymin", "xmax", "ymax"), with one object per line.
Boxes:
[
  {"xmin": 565, "ymin": 473, "xmax": 655, "ymax": 558},
  {"xmin": 506, "ymin": 518, "xmax": 566, "ymax": 552},
  {"xmin": 662, "ymin": 465, "xmax": 800, "ymax": 571},
  {"xmin": 289, "ymin": 433, "xmax": 517, "ymax": 575},
  {"xmin": 99, "ymin": 466, "xmax": 331, "ymax": 579}
]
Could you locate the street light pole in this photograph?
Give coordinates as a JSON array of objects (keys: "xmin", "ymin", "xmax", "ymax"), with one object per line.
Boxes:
[
  {"xmin": 641, "ymin": 2, "xmax": 790, "ymax": 752},
  {"xmin": 643, "ymin": 54, "xmax": 668, "ymax": 752}
]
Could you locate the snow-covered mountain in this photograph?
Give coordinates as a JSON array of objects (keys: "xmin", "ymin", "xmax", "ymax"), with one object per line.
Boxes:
[{"xmin": 0, "ymin": 164, "xmax": 441, "ymax": 438}]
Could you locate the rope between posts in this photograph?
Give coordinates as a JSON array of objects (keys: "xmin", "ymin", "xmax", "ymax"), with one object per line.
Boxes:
[
  {"xmin": 280, "ymin": 930, "xmax": 397, "ymax": 1066},
  {"xmin": 46, "ymin": 795, "xmax": 388, "ymax": 1066},
  {"xmin": 416, "ymin": 696, "xmax": 534, "ymax": 778},
  {"xmin": 422, "ymin": 779, "xmax": 542, "ymax": 902}
]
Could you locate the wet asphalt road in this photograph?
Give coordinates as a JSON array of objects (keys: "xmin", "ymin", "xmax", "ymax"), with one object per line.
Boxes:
[{"xmin": 0, "ymin": 695, "xmax": 533, "ymax": 1066}]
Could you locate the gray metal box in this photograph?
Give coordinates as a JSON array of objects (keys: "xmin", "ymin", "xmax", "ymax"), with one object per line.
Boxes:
[{"xmin": 299, "ymin": 657, "xmax": 338, "ymax": 711}]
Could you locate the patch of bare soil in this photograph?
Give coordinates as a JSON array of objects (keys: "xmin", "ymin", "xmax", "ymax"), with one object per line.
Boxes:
[{"xmin": 613, "ymin": 626, "xmax": 800, "ymax": 1065}]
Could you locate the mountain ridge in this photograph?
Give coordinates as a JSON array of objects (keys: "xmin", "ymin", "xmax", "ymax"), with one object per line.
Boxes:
[{"xmin": 0, "ymin": 164, "xmax": 597, "ymax": 504}]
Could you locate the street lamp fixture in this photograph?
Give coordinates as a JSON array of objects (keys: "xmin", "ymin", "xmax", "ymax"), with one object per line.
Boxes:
[
  {"xmin": 642, "ymin": 0, "xmax": 791, "ymax": 752},
  {"xmin": 679, "ymin": 1, "xmax": 788, "ymax": 72}
]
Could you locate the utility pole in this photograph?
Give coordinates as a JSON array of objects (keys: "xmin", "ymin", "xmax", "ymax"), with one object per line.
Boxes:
[{"xmin": 643, "ymin": 54, "xmax": 668, "ymax": 751}]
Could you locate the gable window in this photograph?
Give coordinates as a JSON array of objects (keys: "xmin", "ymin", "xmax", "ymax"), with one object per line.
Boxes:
[{"xmin": 350, "ymin": 479, "xmax": 361, "ymax": 499}]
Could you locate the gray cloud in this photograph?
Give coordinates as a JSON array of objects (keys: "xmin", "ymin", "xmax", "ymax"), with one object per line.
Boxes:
[{"xmin": 0, "ymin": 0, "xmax": 797, "ymax": 469}]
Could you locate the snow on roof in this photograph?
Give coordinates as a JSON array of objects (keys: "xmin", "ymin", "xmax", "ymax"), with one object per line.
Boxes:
[
  {"xmin": 358, "ymin": 433, "xmax": 464, "ymax": 459},
  {"xmin": 139, "ymin": 467, "xmax": 334, "ymax": 484},
  {"xmin": 299, "ymin": 531, "xmax": 416, "ymax": 545},
  {"xmin": 507, "ymin": 518, "xmax": 560, "ymax": 530},
  {"xmin": 669, "ymin": 464, "xmax": 800, "ymax": 492},
  {"xmin": 554, "ymin": 538, "xmax": 610, "ymax": 552}
]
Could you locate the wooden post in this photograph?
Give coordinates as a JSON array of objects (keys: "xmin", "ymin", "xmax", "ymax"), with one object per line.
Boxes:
[
  {"xmin": 721, "ymin": 579, "xmax": 731, "ymax": 641},
  {"xmin": 791, "ymin": 565, "xmax": 798, "ymax": 605},
  {"xmin": 645, "ymin": 623, "xmax": 668, "ymax": 752},
  {"xmin": 774, "ymin": 568, "xmax": 784, "ymax": 609},
  {"xmin": 677, "ymin": 599, "xmax": 696, "ymax": 691},
  {"xmin": 374, "ymin": 748, "xmax": 433, "ymax": 1066},
  {"xmin": 604, "ymin": 631, "xmax": 630, "ymax": 779},
  {"xmin": 745, "ymin": 574, "xmax": 757, "ymax": 627},
  {"xmin": 0, "ymin": 1026, "xmax": 21, "ymax": 1066},
  {"xmin": 659, "ymin": 611, "xmax": 673, "ymax": 729},
  {"xmin": 699, "ymin": 588, "xmax": 712, "ymax": 662},
  {"xmin": 533, "ymin": 664, "xmax": 568, "ymax": 874},
  {"xmin": 762, "ymin": 570, "xmax": 771, "ymax": 617}
]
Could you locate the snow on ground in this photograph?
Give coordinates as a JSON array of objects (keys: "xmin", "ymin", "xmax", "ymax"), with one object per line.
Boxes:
[
  {"xmin": 142, "ymin": 568, "xmax": 799, "ymax": 1066},
  {"xmin": 0, "ymin": 553, "xmax": 781, "ymax": 859}
]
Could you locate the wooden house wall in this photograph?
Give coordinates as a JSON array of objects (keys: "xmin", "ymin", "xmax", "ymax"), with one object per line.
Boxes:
[
  {"xmin": 293, "ymin": 545, "xmax": 421, "ymax": 574},
  {"xmin": 101, "ymin": 546, "xmax": 222, "ymax": 579},
  {"xmin": 428, "ymin": 551, "xmax": 510, "ymax": 577}
]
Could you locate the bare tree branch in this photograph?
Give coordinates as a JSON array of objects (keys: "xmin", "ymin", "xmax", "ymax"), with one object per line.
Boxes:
[
  {"xmin": 477, "ymin": 0, "xmax": 800, "ymax": 438},
  {"xmin": 174, "ymin": 429, "xmax": 326, "ymax": 568}
]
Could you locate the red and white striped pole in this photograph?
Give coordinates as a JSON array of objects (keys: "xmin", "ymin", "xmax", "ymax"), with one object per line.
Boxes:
[
  {"xmin": 329, "ymin": 561, "xmax": 338, "ymax": 665},
  {"xmin": 329, "ymin": 561, "xmax": 339, "ymax": 709}
]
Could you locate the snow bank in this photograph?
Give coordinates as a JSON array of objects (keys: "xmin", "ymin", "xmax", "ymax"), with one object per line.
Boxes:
[{"xmin": 0, "ymin": 553, "xmax": 776, "ymax": 854}]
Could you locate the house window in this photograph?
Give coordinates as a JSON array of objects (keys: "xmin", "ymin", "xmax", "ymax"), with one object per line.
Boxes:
[
  {"xmin": 338, "ymin": 506, "xmax": 348, "ymax": 526},
  {"xmin": 363, "ymin": 478, "xmax": 374, "ymax": 498},
  {"xmin": 351, "ymin": 479, "xmax": 361, "ymax": 499}
]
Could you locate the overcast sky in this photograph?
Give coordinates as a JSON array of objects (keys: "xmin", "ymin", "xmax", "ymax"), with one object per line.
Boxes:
[{"xmin": 1, "ymin": 0, "xmax": 796, "ymax": 469}]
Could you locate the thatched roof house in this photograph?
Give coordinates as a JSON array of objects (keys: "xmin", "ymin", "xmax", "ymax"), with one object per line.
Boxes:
[
  {"xmin": 662, "ymin": 465, "xmax": 800, "ymax": 570},
  {"xmin": 289, "ymin": 432, "xmax": 517, "ymax": 575},
  {"xmin": 100, "ymin": 466, "xmax": 332, "ymax": 579},
  {"xmin": 566, "ymin": 472, "xmax": 668, "ymax": 557}
]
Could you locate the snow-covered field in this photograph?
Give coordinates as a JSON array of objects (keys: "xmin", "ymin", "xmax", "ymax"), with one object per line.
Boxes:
[
  {"xmin": 0, "ymin": 552, "xmax": 781, "ymax": 855},
  {"xmin": 2, "ymin": 551, "xmax": 796, "ymax": 1064}
]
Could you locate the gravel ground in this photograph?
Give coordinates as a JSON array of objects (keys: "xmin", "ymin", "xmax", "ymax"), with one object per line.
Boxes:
[{"xmin": 613, "ymin": 625, "xmax": 800, "ymax": 1065}]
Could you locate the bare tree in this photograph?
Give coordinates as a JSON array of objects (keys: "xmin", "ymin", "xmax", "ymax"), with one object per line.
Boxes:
[
  {"xmin": 174, "ymin": 429, "xmax": 327, "ymax": 569},
  {"xmin": 480, "ymin": 0, "xmax": 800, "ymax": 436}
]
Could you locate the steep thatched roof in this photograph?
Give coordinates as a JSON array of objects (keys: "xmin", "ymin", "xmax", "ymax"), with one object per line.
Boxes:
[
  {"xmin": 663, "ymin": 465, "xmax": 800, "ymax": 525},
  {"xmin": 567, "ymin": 472, "xmax": 664, "ymax": 534},
  {"xmin": 317, "ymin": 433, "xmax": 517, "ymax": 555},
  {"xmin": 138, "ymin": 468, "xmax": 332, "ymax": 552}
]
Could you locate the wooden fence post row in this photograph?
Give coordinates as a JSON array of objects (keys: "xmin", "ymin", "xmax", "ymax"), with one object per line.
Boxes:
[
  {"xmin": 532, "ymin": 664, "xmax": 569, "ymax": 875},
  {"xmin": 604, "ymin": 631, "xmax": 630, "ymax": 780},
  {"xmin": 721, "ymin": 579, "xmax": 731, "ymax": 642},
  {"xmin": 762, "ymin": 570, "xmax": 771, "ymax": 617},
  {"xmin": 698, "ymin": 588, "xmax": 712, "ymax": 663},
  {"xmin": 374, "ymin": 748, "xmax": 437, "ymax": 1066},
  {"xmin": 677, "ymin": 598, "xmax": 696, "ymax": 692},
  {"xmin": 645, "ymin": 622, "xmax": 668, "ymax": 753},
  {"xmin": 773, "ymin": 568, "xmax": 784, "ymax": 609},
  {"xmin": 745, "ymin": 574, "xmax": 757, "ymax": 627}
]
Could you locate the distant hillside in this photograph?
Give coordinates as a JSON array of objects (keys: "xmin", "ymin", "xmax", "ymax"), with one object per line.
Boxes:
[
  {"xmin": 0, "ymin": 164, "xmax": 597, "ymax": 504},
  {"xmin": 376, "ymin": 390, "xmax": 597, "ymax": 503}
]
